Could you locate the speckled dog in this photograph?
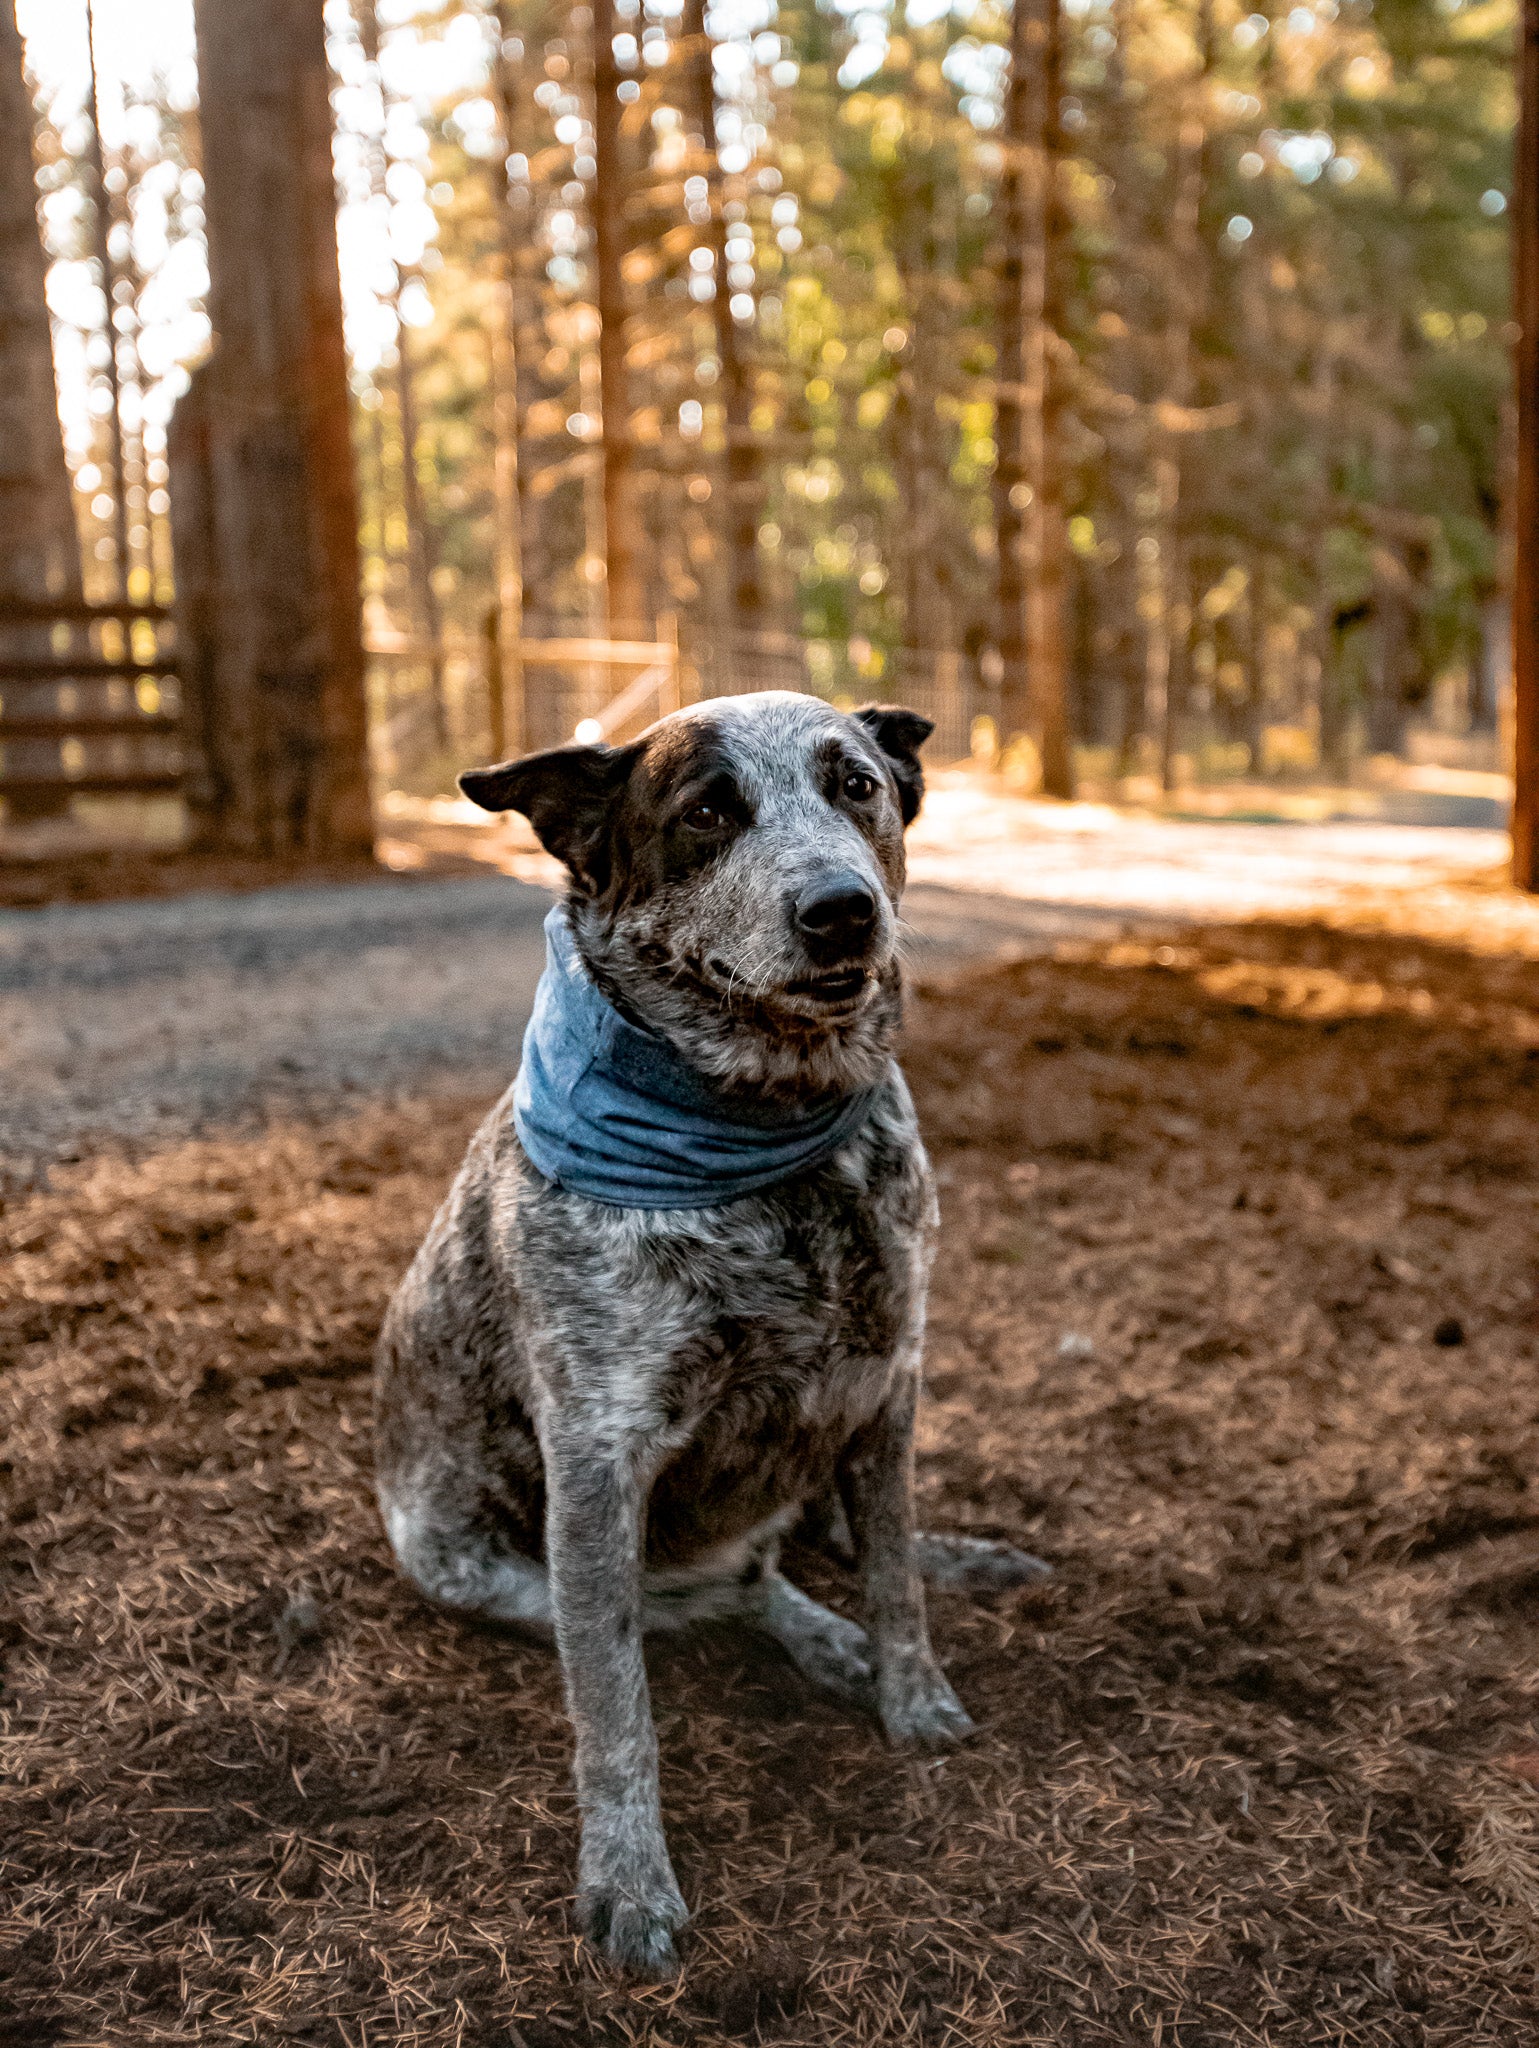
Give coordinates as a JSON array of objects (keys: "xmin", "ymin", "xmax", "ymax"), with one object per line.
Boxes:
[{"xmin": 375, "ymin": 691, "xmax": 1042, "ymax": 1975}]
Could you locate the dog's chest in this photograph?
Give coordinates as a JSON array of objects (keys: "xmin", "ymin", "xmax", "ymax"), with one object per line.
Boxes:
[
  {"xmin": 631, "ymin": 1126, "xmax": 931, "ymax": 1546},
  {"xmin": 678, "ymin": 1177, "xmax": 920, "ymax": 1411}
]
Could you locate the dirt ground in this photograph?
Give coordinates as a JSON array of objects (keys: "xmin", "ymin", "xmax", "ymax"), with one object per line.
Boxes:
[{"xmin": 6, "ymin": 919, "xmax": 1539, "ymax": 2046}]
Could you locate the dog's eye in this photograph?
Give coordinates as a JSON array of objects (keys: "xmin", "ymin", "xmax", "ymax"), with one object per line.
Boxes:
[
  {"xmin": 842, "ymin": 771, "xmax": 878, "ymax": 803},
  {"xmin": 680, "ymin": 803, "xmax": 725, "ymax": 831}
]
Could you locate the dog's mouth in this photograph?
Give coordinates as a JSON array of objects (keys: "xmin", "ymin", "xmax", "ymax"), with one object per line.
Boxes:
[
  {"xmin": 692, "ymin": 954, "xmax": 879, "ymax": 1018},
  {"xmin": 782, "ymin": 967, "xmax": 869, "ymax": 1009}
]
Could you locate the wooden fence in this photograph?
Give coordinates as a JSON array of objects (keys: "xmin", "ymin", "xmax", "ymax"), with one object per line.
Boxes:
[
  {"xmin": 367, "ymin": 619, "xmax": 986, "ymax": 786},
  {"xmin": 0, "ymin": 598, "xmax": 182, "ymax": 810},
  {"xmin": 0, "ymin": 602, "xmax": 984, "ymax": 824}
]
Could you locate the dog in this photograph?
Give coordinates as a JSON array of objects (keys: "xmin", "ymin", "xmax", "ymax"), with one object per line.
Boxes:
[{"xmin": 375, "ymin": 690, "xmax": 1044, "ymax": 1975}]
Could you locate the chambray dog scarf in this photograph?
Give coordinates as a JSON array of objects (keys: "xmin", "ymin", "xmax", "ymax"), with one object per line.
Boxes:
[{"xmin": 513, "ymin": 907, "xmax": 877, "ymax": 1210}]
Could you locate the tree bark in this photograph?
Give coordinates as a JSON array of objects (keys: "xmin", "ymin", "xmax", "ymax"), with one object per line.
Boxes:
[
  {"xmin": 0, "ymin": 4, "xmax": 81, "ymax": 605},
  {"xmin": 680, "ymin": 0, "xmax": 761, "ymax": 634},
  {"xmin": 1, "ymin": 2, "xmax": 84, "ymax": 822},
  {"xmin": 1514, "ymin": 0, "xmax": 1539, "ymax": 888},
  {"xmin": 894, "ymin": 158, "xmax": 956, "ymax": 663},
  {"xmin": 994, "ymin": 0, "xmax": 1042, "ymax": 751},
  {"xmin": 489, "ymin": 1, "xmax": 532, "ymax": 754},
  {"xmin": 1367, "ymin": 542, "xmax": 1415, "ymax": 757},
  {"xmin": 1243, "ymin": 552, "xmax": 1268, "ymax": 773},
  {"xmin": 83, "ymin": 0, "xmax": 131, "ymax": 600},
  {"xmin": 995, "ymin": 0, "xmax": 1073, "ymax": 795},
  {"xmin": 590, "ymin": 0, "xmax": 644, "ymax": 635},
  {"xmin": 353, "ymin": 0, "xmax": 448, "ymax": 755},
  {"xmin": 170, "ymin": 0, "xmax": 372, "ymax": 856},
  {"xmin": 392, "ymin": 312, "xmax": 450, "ymax": 753},
  {"xmin": 1145, "ymin": 3, "xmax": 1212, "ymax": 794},
  {"xmin": 1101, "ymin": 0, "xmax": 1147, "ymax": 770},
  {"xmin": 1033, "ymin": 0, "xmax": 1074, "ymax": 796}
]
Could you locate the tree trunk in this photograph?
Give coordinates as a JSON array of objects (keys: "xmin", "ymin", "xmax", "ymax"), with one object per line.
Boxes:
[
  {"xmin": 1514, "ymin": 0, "xmax": 1539, "ymax": 888},
  {"xmin": 1367, "ymin": 543, "xmax": 1414, "ymax": 757},
  {"xmin": 1471, "ymin": 590, "xmax": 1506, "ymax": 732},
  {"xmin": 0, "ymin": 1, "xmax": 84, "ymax": 822},
  {"xmin": 1101, "ymin": 0, "xmax": 1146, "ymax": 771},
  {"xmin": 1146, "ymin": 0, "xmax": 1212, "ymax": 793},
  {"xmin": 1033, "ymin": 0, "xmax": 1073, "ymax": 796},
  {"xmin": 995, "ymin": 0, "xmax": 1073, "ymax": 794},
  {"xmin": 353, "ymin": 0, "xmax": 448, "ymax": 756},
  {"xmin": 590, "ymin": 0, "xmax": 644, "ymax": 635},
  {"xmin": 1243, "ymin": 553, "xmax": 1268, "ymax": 773},
  {"xmin": 894, "ymin": 158, "xmax": 956, "ymax": 663},
  {"xmin": 83, "ymin": 0, "xmax": 131, "ymax": 600},
  {"xmin": 680, "ymin": 0, "xmax": 761, "ymax": 636},
  {"xmin": 170, "ymin": 0, "xmax": 372, "ymax": 857},
  {"xmin": 994, "ymin": 0, "xmax": 1042, "ymax": 752},
  {"xmin": 0, "ymin": 5, "xmax": 79, "ymax": 608},
  {"xmin": 393, "ymin": 313, "xmax": 450, "ymax": 754},
  {"xmin": 489, "ymin": 1, "xmax": 532, "ymax": 754}
]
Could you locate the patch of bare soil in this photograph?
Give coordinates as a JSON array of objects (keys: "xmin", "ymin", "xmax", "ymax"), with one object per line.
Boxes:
[{"xmin": 5, "ymin": 922, "xmax": 1539, "ymax": 2045}]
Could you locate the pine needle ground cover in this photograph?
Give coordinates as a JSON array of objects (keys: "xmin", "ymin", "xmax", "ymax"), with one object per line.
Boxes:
[{"xmin": 5, "ymin": 922, "xmax": 1539, "ymax": 2047}]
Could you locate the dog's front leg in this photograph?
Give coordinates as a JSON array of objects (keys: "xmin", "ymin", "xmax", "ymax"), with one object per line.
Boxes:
[
  {"xmin": 544, "ymin": 1432, "xmax": 686, "ymax": 1975},
  {"xmin": 840, "ymin": 1373, "xmax": 976, "ymax": 1751}
]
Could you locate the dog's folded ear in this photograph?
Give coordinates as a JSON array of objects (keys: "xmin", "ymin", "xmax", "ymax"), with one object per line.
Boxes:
[
  {"xmin": 459, "ymin": 742, "xmax": 641, "ymax": 895},
  {"xmin": 852, "ymin": 704, "xmax": 935, "ymax": 827}
]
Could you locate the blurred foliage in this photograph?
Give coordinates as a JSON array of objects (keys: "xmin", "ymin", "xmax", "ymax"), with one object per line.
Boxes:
[{"xmin": 332, "ymin": 0, "xmax": 1515, "ymax": 758}]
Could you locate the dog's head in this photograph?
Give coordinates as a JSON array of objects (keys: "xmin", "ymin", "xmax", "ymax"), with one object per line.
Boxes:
[{"xmin": 461, "ymin": 691, "xmax": 933, "ymax": 1100}]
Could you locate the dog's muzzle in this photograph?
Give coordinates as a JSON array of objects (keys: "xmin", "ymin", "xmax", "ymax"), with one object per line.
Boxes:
[{"xmin": 785, "ymin": 871, "xmax": 885, "ymax": 1008}]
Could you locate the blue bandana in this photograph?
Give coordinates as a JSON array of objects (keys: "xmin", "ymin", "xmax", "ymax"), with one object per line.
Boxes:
[{"xmin": 513, "ymin": 907, "xmax": 878, "ymax": 1210}]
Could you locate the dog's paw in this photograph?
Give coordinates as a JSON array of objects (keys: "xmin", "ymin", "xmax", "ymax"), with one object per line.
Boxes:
[
  {"xmin": 577, "ymin": 1823, "xmax": 688, "ymax": 1977},
  {"xmin": 578, "ymin": 1880, "xmax": 688, "ymax": 1977},
  {"xmin": 785, "ymin": 1608, "xmax": 874, "ymax": 1707},
  {"xmin": 915, "ymin": 1532, "xmax": 1053, "ymax": 1594},
  {"xmin": 877, "ymin": 1654, "xmax": 977, "ymax": 1751}
]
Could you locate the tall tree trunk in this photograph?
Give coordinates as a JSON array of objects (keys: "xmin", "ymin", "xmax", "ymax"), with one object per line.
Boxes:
[
  {"xmin": 995, "ymin": 0, "xmax": 1073, "ymax": 794},
  {"xmin": 894, "ymin": 159, "xmax": 956, "ymax": 663},
  {"xmin": 1101, "ymin": 0, "xmax": 1147, "ymax": 771},
  {"xmin": 1146, "ymin": 0, "xmax": 1212, "ymax": 793},
  {"xmin": 994, "ymin": 0, "xmax": 1042, "ymax": 752},
  {"xmin": 353, "ymin": 0, "xmax": 448, "ymax": 755},
  {"xmin": 1243, "ymin": 552, "xmax": 1268, "ymax": 772},
  {"xmin": 1513, "ymin": 0, "xmax": 1539, "ymax": 888},
  {"xmin": 169, "ymin": 0, "xmax": 372, "ymax": 857},
  {"xmin": 489, "ymin": 1, "xmax": 533, "ymax": 753},
  {"xmin": 1471, "ymin": 589, "xmax": 1506, "ymax": 733},
  {"xmin": 83, "ymin": 2, "xmax": 131, "ymax": 599},
  {"xmin": 393, "ymin": 316, "xmax": 450, "ymax": 753},
  {"xmin": 680, "ymin": 0, "xmax": 761, "ymax": 636},
  {"xmin": 0, "ymin": 4, "xmax": 79, "ymax": 607},
  {"xmin": 1367, "ymin": 541, "xmax": 1414, "ymax": 756},
  {"xmin": 1, "ymin": 1, "xmax": 83, "ymax": 822},
  {"xmin": 590, "ymin": 0, "xmax": 643, "ymax": 635},
  {"xmin": 1034, "ymin": 0, "xmax": 1073, "ymax": 796}
]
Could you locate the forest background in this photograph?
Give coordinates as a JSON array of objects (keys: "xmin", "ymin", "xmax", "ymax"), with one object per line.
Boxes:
[{"xmin": 10, "ymin": 0, "xmax": 1517, "ymax": 799}]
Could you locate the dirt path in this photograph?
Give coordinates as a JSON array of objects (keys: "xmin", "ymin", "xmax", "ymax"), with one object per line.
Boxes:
[
  {"xmin": 0, "ymin": 867, "xmax": 1152, "ymax": 1186},
  {"xmin": 5, "ymin": 777, "xmax": 1529, "ymax": 1186}
]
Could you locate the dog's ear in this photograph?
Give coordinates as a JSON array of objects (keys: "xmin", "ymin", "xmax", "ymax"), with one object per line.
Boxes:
[
  {"xmin": 459, "ymin": 742, "xmax": 641, "ymax": 895},
  {"xmin": 852, "ymin": 704, "xmax": 935, "ymax": 827}
]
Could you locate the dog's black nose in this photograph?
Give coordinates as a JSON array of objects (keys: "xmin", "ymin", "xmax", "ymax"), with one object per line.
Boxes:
[{"xmin": 793, "ymin": 874, "xmax": 878, "ymax": 947}]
